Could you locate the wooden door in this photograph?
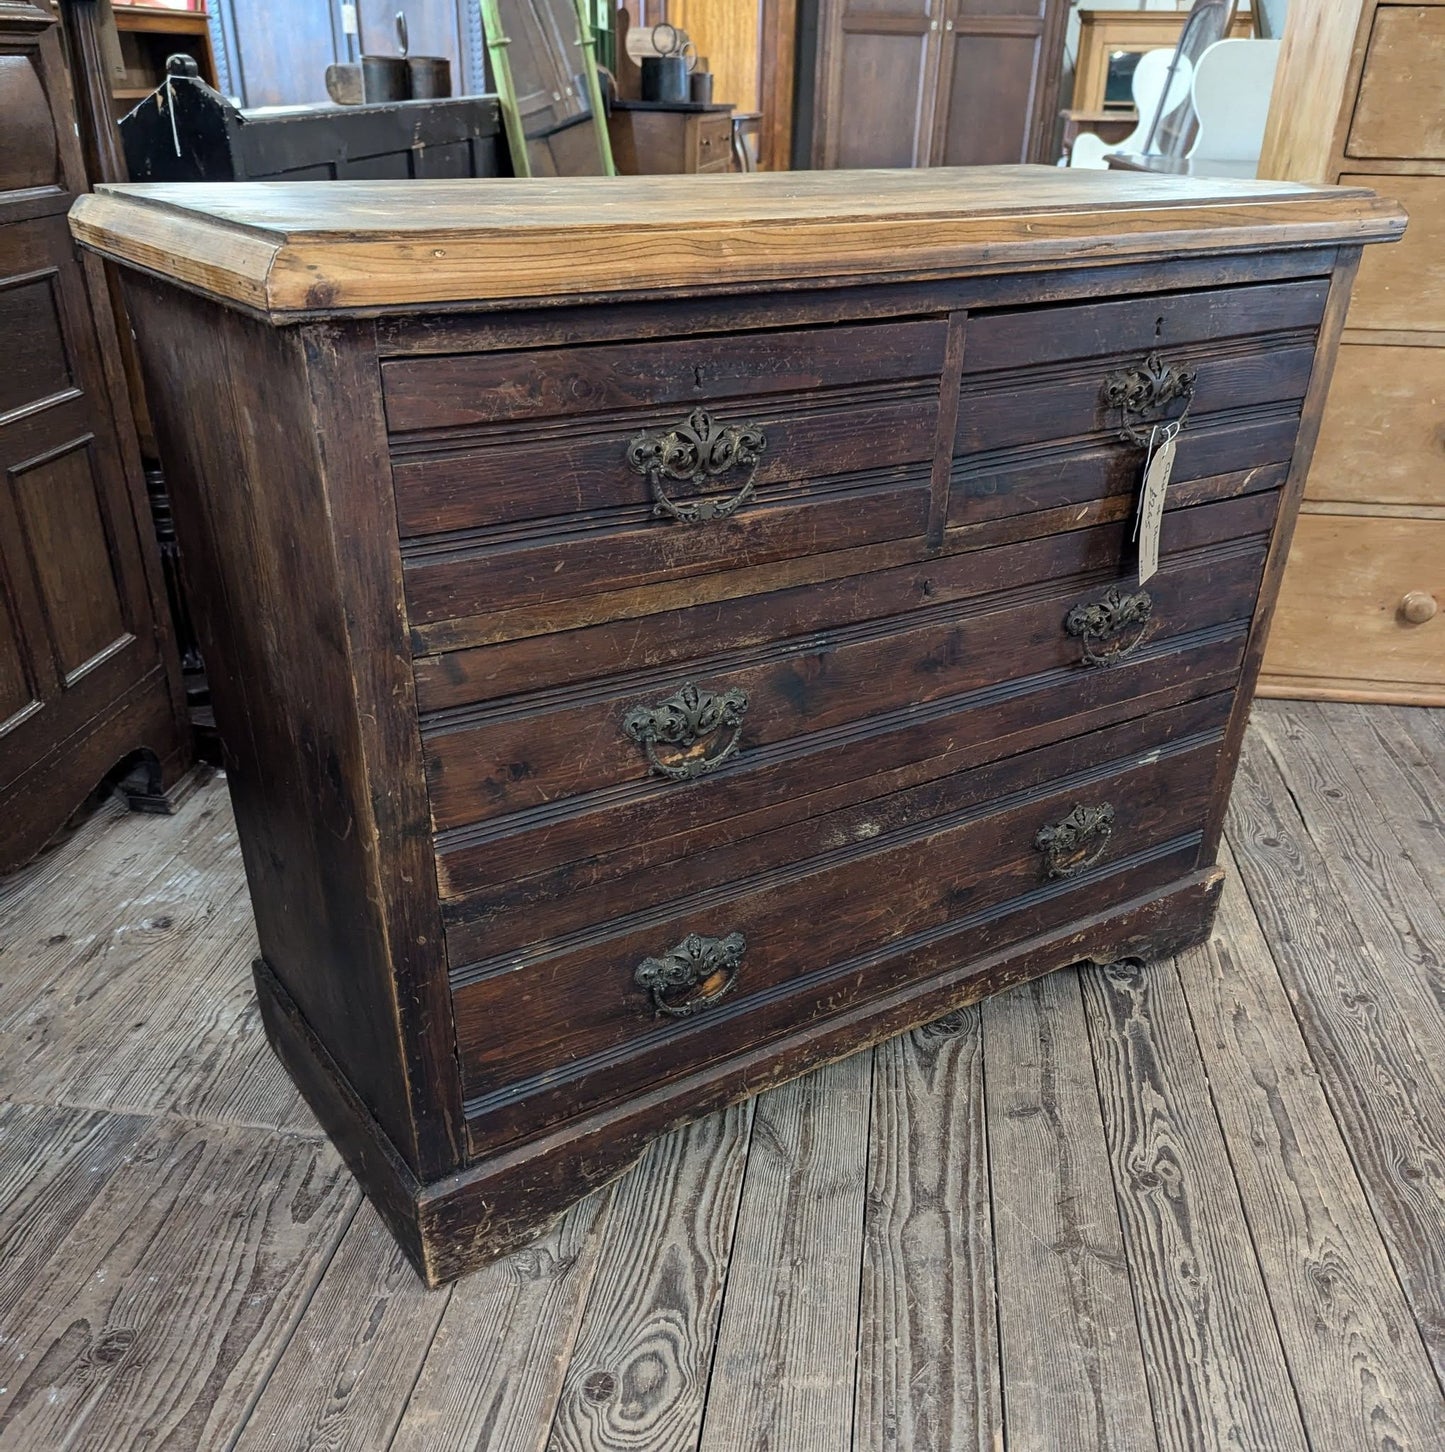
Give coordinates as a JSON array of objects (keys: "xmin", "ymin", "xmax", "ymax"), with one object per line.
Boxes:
[
  {"xmin": 0, "ymin": 2, "xmax": 187, "ymax": 868},
  {"xmin": 811, "ymin": 0, "xmax": 949, "ymax": 169},
  {"xmin": 931, "ymin": 0, "xmax": 1068, "ymax": 165}
]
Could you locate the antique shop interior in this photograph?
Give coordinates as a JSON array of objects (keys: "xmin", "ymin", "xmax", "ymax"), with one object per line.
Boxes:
[{"xmin": 2, "ymin": 0, "xmax": 1442, "ymax": 1447}]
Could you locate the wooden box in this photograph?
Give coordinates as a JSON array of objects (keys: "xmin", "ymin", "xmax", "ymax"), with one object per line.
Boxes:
[{"xmin": 70, "ymin": 169, "xmax": 1403, "ymax": 1284}]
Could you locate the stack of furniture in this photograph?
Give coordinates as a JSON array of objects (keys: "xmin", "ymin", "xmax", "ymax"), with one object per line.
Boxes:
[
  {"xmin": 0, "ymin": 0, "xmax": 191, "ymax": 873},
  {"xmin": 1256, "ymin": 0, "xmax": 1444, "ymax": 703},
  {"xmin": 73, "ymin": 168, "xmax": 1402, "ymax": 1283}
]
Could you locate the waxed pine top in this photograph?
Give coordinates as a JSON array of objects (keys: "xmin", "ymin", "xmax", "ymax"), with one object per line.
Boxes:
[{"xmin": 70, "ymin": 165, "xmax": 1406, "ymax": 319}]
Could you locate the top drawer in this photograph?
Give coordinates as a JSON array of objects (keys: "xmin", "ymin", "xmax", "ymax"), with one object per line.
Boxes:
[
  {"xmin": 1349, "ymin": 7, "xmax": 1445, "ymax": 160},
  {"xmin": 385, "ymin": 320, "xmax": 948, "ymax": 625},
  {"xmin": 381, "ymin": 320, "xmax": 946, "ymax": 436}
]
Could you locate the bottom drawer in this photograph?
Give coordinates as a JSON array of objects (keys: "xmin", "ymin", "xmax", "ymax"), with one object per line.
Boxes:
[
  {"xmin": 1262, "ymin": 513, "xmax": 1444, "ymax": 697},
  {"xmin": 454, "ymin": 692, "xmax": 1229, "ymax": 1151}
]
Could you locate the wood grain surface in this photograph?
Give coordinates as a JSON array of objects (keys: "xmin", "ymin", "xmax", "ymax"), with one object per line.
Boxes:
[{"xmin": 70, "ymin": 169, "xmax": 1406, "ymax": 315}]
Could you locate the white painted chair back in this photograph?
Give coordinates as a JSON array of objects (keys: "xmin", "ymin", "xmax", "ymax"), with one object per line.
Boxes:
[
  {"xmin": 1188, "ymin": 38, "xmax": 1284, "ymax": 164},
  {"xmin": 1068, "ymin": 49, "xmax": 1194, "ymax": 169}
]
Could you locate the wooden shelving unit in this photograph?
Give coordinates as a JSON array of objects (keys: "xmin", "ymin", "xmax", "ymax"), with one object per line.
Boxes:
[{"xmin": 110, "ymin": 3, "xmax": 218, "ymax": 114}]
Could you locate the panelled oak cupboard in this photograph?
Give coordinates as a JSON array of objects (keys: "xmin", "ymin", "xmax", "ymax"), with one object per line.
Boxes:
[
  {"xmin": 1, "ymin": 0, "xmax": 190, "ymax": 873},
  {"xmin": 72, "ymin": 168, "xmax": 1403, "ymax": 1283},
  {"xmin": 797, "ymin": 0, "xmax": 1070, "ymax": 169}
]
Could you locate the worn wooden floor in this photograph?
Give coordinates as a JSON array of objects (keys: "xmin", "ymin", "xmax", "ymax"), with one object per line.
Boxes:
[{"xmin": 0, "ymin": 700, "xmax": 1442, "ymax": 1451}]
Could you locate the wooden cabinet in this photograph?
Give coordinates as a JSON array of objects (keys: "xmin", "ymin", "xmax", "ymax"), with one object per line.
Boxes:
[
  {"xmin": 609, "ymin": 102, "xmax": 735, "ymax": 173},
  {"xmin": 799, "ymin": 0, "xmax": 1069, "ymax": 168},
  {"xmin": 73, "ymin": 168, "xmax": 1401, "ymax": 1283},
  {"xmin": 0, "ymin": 0, "xmax": 190, "ymax": 873},
  {"xmin": 1258, "ymin": 0, "xmax": 1445, "ymax": 704},
  {"xmin": 110, "ymin": 2, "xmax": 217, "ymax": 111}
]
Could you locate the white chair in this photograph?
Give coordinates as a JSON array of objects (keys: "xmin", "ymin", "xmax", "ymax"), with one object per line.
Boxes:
[
  {"xmin": 1068, "ymin": 49, "xmax": 1194, "ymax": 169},
  {"xmin": 1187, "ymin": 39, "xmax": 1284, "ymax": 167}
]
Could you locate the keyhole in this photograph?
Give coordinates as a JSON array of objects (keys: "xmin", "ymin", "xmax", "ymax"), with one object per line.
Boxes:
[
  {"xmin": 1155, "ymin": 315, "xmax": 1164, "ymax": 339},
  {"xmin": 693, "ymin": 365, "xmax": 704, "ymax": 389}
]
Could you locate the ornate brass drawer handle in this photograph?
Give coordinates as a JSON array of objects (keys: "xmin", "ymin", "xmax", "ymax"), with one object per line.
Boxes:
[
  {"xmin": 1102, "ymin": 352, "xmax": 1197, "ymax": 446},
  {"xmin": 622, "ymin": 681, "xmax": 749, "ymax": 780},
  {"xmin": 1065, "ymin": 585, "xmax": 1154, "ymax": 667},
  {"xmin": 1035, "ymin": 803, "xmax": 1116, "ymax": 880},
  {"xmin": 635, "ymin": 931, "xmax": 746, "ymax": 1018},
  {"xmin": 626, "ymin": 409, "xmax": 768, "ymax": 523}
]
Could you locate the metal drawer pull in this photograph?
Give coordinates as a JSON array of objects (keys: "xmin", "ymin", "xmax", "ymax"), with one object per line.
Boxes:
[
  {"xmin": 1065, "ymin": 585, "xmax": 1154, "ymax": 667},
  {"xmin": 1102, "ymin": 352, "xmax": 1196, "ymax": 446},
  {"xmin": 635, "ymin": 931, "xmax": 746, "ymax": 1018},
  {"xmin": 622, "ymin": 681, "xmax": 748, "ymax": 781},
  {"xmin": 626, "ymin": 408, "xmax": 768, "ymax": 523},
  {"xmin": 1035, "ymin": 803, "xmax": 1116, "ymax": 880}
]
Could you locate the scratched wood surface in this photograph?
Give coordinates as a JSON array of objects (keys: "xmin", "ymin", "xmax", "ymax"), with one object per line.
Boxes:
[{"xmin": 1, "ymin": 704, "xmax": 1442, "ymax": 1451}]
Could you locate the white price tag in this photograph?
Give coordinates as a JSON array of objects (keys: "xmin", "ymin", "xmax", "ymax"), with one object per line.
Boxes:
[
  {"xmin": 341, "ymin": 3, "xmax": 359, "ymax": 35},
  {"xmin": 1133, "ymin": 422, "xmax": 1178, "ymax": 585}
]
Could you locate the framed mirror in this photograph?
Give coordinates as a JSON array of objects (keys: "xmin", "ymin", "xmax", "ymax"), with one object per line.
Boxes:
[{"xmin": 481, "ymin": 0, "xmax": 615, "ymax": 177}]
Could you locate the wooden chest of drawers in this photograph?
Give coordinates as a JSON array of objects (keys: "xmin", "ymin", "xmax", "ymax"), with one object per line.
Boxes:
[
  {"xmin": 1258, "ymin": 0, "xmax": 1445, "ymax": 703},
  {"xmin": 71, "ymin": 169, "xmax": 1403, "ymax": 1285}
]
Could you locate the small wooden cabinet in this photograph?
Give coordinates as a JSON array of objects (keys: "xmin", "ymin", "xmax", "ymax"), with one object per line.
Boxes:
[
  {"xmin": 1, "ymin": 0, "xmax": 190, "ymax": 873},
  {"xmin": 1258, "ymin": 0, "xmax": 1445, "ymax": 704},
  {"xmin": 1072, "ymin": 8, "xmax": 1253, "ymax": 113},
  {"xmin": 73, "ymin": 168, "xmax": 1401, "ymax": 1283},
  {"xmin": 609, "ymin": 101, "xmax": 735, "ymax": 174}
]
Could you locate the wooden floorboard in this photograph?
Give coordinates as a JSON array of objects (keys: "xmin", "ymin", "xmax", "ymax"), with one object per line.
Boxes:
[
  {"xmin": 1178, "ymin": 844, "xmax": 1445, "ymax": 1449},
  {"xmin": 1227, "ymin": 729, "xmax": 1445, "ymax": 1389},
  {"xmin": 983, "ymin": 969, "xmax": 1158, "ymax": 1452},
  {"xmin": 855, "ymin": 1008, "xmax": 1001, "ymax": 1452},
  {"xmin": 0, "ymin": 707, "xmax": 1442, "ymax": 1451}
]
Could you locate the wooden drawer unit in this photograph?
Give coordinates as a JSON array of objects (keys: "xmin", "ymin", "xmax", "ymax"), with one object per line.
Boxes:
[
  {"xmin": 454, "ymin": 693, "xmax": 1231, "ymax": 1150},
  {"xmin": 1342, "ymin": 174, "xmax": 1445, "ymax": 333},
  {"xmin": 1348, "ymin": 7, "xmax": 1445, "ymax": 160},
  {"xmin": 1258, "ymin": 0, "xmax": 1439, "ymax": 703},
  {"xmin": 1304, "ymin": 342, "xmax": 1445, "ymax": 507},
  {"xmin": 1260, "ymin": 513, "xmax": 1443, "ymax": 700},
  {"xmin": 388, "ymin": 320, "xmax": 945, "ymax": 626},
  {"xmin": 75, "ymin": 170, "xmax": 1402, "ymax": 1284}
]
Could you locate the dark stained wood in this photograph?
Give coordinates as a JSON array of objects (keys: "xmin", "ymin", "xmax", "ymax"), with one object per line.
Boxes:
[
  {"xmin": 0, "ymin": 1, "xmax": 190, "ymax": 873},
  {"xmin": 983, "ymin": 968, "xmax": 1156, "ymax": 1451},
  {"xmin": 1178, "ymin": 847, "xmax": 1445, "ymax": 1449},
  {"xmin": 119, "ymin": 281, "xmax": 462, "ymax": 1179},
  {"xmin": 1081, "ymin": 957, "xmax": 1309, "ymax": 1450},
  {"xmin": 857, "ymin": 1008, "xmax": 1002, "ymax": 1452},
  {"xmin": 420, "ymin": 524, "xmax": 1267, "ymax": 838},
  {"xmin": 1199, "ymin": 252, "xmax": 1363, "ymax": 860},
  {"xmin": 68, "ymin": 172, "xmax": 1393, "ymax": 1284}
]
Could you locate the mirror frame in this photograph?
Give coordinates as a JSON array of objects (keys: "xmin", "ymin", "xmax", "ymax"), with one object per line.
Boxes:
[{"xmin": 480, "ymin": 0, "xmax": 616, "ymax": 178}]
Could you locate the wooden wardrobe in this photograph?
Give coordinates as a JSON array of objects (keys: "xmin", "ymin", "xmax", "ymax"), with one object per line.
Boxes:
[
  {"xmin": 797, "ymin": 0, "xmax": 1069, "ymax": 169},
  {"xmin": 0, "ymin": 0, "xmax": 190, "ymax": 872},
  {"xmin": 1256, "ymin": 0, "xmax": 1444, "ymax": 704}
]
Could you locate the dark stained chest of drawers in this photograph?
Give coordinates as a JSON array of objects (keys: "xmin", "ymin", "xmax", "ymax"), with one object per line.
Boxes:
[{"xmin": 71, "ymin": 168, "xmax": 1404, "ymax": 1285}]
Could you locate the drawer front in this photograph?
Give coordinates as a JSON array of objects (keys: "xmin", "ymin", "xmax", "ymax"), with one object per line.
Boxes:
[
  {"xmin": 1348, "ymin": 8, "xmax": 1445, "ymax": 160},
  {"xmin": 452, "ymin": 693, "xmax": 1229, "ymax": 1148},
  {"xmin": 947, "ymin": 279, "xmax": 1324, "ymax": 527},
  {"xmin": 1342, "ymin": 174, "xmax": 1445, "ymax": 333},
  {"xmin": 388, "ymin": 320, "xmax": 947, "ymax": 623},
  {"xmin": 1305, "ymin": 343, "xmax": 1445, "ymax": 508},
  {"xmin": 1265, "ymin": 513, "xmax": 1444, "ymax": 691},
  {"xmin": 695, "ymin": 113, "xmax": 732, "ymax": 171},
  {"xmin": 424, "ymin": 488, "xmax": 1277, "ymax": 899}
]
